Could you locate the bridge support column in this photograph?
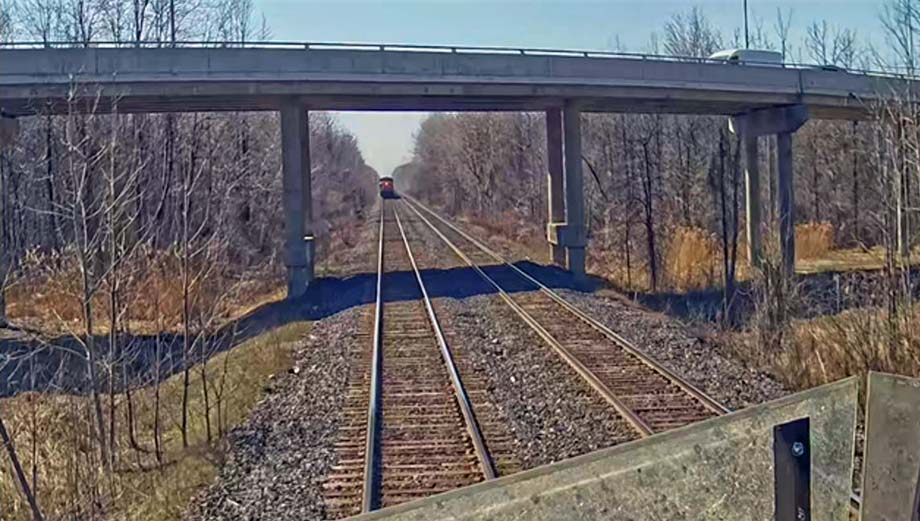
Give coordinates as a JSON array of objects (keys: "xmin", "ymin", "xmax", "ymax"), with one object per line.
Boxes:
[
  {"xmin": 545, "ymin": 108, "xmax": 566, "ymax": 266},
  {"xmin": 562, "ymin": 102, "xmax": 586, "ymax": 281},
  {"xmin": 280, "ymin": 101, "xmax": 313, "ymax": 299},
  {"xmin": 0, "ymin": 114, "xmax": 18, "ymax": 326},
  {"xmin": 731, "ymin": 104, "xmax": 808, "ymax": 278},
  {"xmin": 743, "ymin": 134, "xmax": 762, "ymax": 269},
  {"xmin": 777, "ymin": 132, "xmax": 795, "ymax": 278}
]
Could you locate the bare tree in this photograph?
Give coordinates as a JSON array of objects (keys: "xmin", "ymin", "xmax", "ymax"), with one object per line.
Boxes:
[
  {"xmin": 774, "ymin": 8, "xmax": 793, "ymax": 61},
  {"xmin": 881, "ymin": 0, "xmax": 919, "ymax": 72},
  {"xmin": 0, "ymin": 414, "xmax": 45, "ymax": 521},
  {"xmin": 806, "ymin": 20, "xmax": 859, "ymax": 66},
  {"xmin": 663, "ymin": 6, "xmax": 721, "ymax": 58}
]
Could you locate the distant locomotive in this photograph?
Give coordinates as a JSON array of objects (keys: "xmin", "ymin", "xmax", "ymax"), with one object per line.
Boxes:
[{"xmin": 379, "ymin": 176, "xmax": 397, "ymax": 199}]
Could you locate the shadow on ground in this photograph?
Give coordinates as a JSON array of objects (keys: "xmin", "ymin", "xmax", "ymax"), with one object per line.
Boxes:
[
  {"xmin": 612, "ymin": 266, "xmax": 920, "ymax": 324},
  {"xmin": 0, "ymin": 261, "xmax": 603, "ymax": 397}
]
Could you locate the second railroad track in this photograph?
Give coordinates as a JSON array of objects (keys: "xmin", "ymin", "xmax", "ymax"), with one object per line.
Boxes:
[{"xmin": 402, "ymin": 195, "xmax": 730, "ymax": 436}]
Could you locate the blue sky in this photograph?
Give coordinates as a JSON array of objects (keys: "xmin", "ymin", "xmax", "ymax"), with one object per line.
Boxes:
[{"xmin": 254, "ymin": 0, "xmax": 885, "ymax": 176}]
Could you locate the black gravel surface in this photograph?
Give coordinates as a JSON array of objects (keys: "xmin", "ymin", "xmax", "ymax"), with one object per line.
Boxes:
[{"xmin": 184, "ymin": 307, "xmax": 364, "ymax": 521}]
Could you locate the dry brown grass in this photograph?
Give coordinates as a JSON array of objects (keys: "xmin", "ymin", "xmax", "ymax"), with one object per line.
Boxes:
[
  {"xmin": 590, "ymin": 227, "xmax": 754, "ymax": 293},
  {"xmin": 0, "ymin": 320, "xmax": 308, "ymax": 521},
  {"xmin": 795, "ymin": 222, "xmax": 835, "ymax": 261},
  {"xmin": 465, "ymin": 212, "xmax": 547, "ymax": 261},
  {"xmin": 732, "ymin": 305, "xmax": 920, "ymax": 392},
  {"xmin": 6, "ymin": 250, "xmax": 281, "ymax": 336},
  {"xmin": 663, "ymin": 227, "xmax": 720, "ymax": 292},
  {"xmin": 781, "ymin": 308, "xmax": 920, "ymax": 390},
  {"xmin": 587, "ymin": 249, "xmax": 650, "ymax": 292}
]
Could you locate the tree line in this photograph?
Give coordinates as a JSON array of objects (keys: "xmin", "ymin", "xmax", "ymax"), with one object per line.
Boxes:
[
  {"xmin": 406, "ymin": 1, "xmax": 920, "ymax": 395},
  {"xmin": 407, "ymin": 5, "xmax": 902, "ymax": 296},
  {"xmin": 0, "ymin": 1, "xmax": 376, "ymax": 518}
]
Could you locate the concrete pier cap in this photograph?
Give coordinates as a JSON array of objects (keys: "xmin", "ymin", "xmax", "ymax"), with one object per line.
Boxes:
[
  {"xmin": 350, "ymin": 377, "xmax": 858, "ymax": 521},
  {"xmin": 729, "ymin": 104, "xmax": 810, "ymax": 138}
]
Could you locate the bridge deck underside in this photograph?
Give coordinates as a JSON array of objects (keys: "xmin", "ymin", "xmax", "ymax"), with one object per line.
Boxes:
[{"xmin": 0, "ymin": 88, "xmax": 861, "ymax": 119}]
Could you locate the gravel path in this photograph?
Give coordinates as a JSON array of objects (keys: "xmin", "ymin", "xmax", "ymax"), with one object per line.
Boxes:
[{"xmin": 184, "ymin": 307, "xmax": 365, "ymax": 521}]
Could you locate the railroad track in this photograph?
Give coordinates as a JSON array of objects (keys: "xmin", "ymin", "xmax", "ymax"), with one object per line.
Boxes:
[
  {"xmin": 402, "ymin": 195, "xmax": 730, "ymax": 437},
  {"xmin": 323, "ymin": 201, "xmax": 512, "ymax": 519}
]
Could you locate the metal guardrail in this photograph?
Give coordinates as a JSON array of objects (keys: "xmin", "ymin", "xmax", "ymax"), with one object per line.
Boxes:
[{"xmin": 0, "ymin": 39, "xmax": 916, "ymax": 81}]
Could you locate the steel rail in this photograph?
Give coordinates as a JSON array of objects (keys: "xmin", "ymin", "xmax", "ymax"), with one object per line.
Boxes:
[
  {"xmin": 401, "ymin": 197, "xmax": 878, "ymax": 515},
  {"xmin": 392, "ymin": 206, "xmax": 498, "ymax": 480},
  {"xmin": 0, "ymin": 39, "xmax": 915, "ymax": 79},
  {"xmin": 361, "ymin": 202, "xmax": 386, "ymax": 513},
  {"xmin": 405, "ymin": 195, "xmax": 731, "ymax": 417},
  {"xmin": 401, "ymin": 199, "xmax": 654, "ymax": 437}
]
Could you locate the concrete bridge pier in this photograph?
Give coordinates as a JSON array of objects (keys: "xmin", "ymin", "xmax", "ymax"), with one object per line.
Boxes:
[
  {"xmin": 731, "ymin": 104, "xmax": 808, "ymax": 277},
  {"xmin": 742, "ymin": 134, "xmax": 762, "ymax": 269},
  {"xmin": 0, "ymin": 114, "xmax": 18, "ymax": 325},
  {"xmin": 546, "ymin": 102, "xmax": 586, "ymax": 280},
  {"xmin": 280, "ymin": 101, "xmax": 314, "ymax": 299},
  {"xmin": 545, "ymin": 108, "xmax": 567, "ymax": 266}
]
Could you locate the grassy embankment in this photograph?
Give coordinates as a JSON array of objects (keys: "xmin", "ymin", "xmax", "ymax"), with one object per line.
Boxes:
[
  {"xmin": 0, "ymin": 320, "xmax": 307, "ymax": 520},
  {"xmin": 1, "ymin": 254, "xmax": 302, "ymax": 520}
]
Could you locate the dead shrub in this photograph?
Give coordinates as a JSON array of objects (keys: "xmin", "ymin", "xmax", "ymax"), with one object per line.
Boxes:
[
  {"xmin": 783, "ymin": 308, "xmax": 920, "ymax": 390},
  {"xmin": 796, "ymin": 222, "xmax": 834, "ymax": 260},
  {"xmin": 6, "ymin": 247, "xmax": 280, "ymax": 335},
  {"xmin": 664, "ymin": 227, "xmax": 720, "ymax": 292}
]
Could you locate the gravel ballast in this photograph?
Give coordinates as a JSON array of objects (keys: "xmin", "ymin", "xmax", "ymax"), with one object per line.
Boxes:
[
  {"xmin": 404, "ymin": 201, "xmax": 788, "ymax": 410},
  {"xmin": 435, "ymin": 295, "xmax": 637, "ymax": 470},
  {"xmin": 185, "ymin": 307, "xmax": 365, "ymax": 521},
  {"xmin": 187, "ymin": 199, "xmax": 792, "ymax": 519},
  {"xmin": 553, "ymin": 288, "xmax": 789, "ymax": 409}
]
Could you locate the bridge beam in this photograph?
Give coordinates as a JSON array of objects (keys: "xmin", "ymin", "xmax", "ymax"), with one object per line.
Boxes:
[
  {"xmin": 280, "ymin": 101, "xmax": 314, "ymax": 299},
  {"xmin": 731, "ymin": 104, "xmax": 808, "ymax": 277},
  {"xmin": 545, "ymin": 108, "xmax": 566, "ymax": 266}
]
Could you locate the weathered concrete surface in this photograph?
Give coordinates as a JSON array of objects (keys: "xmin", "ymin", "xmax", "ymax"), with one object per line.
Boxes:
[
  {"xmin": 861, "ymin": 371, "xmax": 920, "ymax": 521},
  {"xmin": 729, "ymin": 104, "xmax": 809, "ymax": 137},
  {"xmin": 742, "ymin": 133, "xmax": 762, "ymax": 268},
  {"xmin": 777, "ymin": 131, "xmax": 796, "ymax": 277},
  {"xmin": 562, "ymin": 102, "xmax": 585, "ymax": 281},
  {"xmin": 0, "ymin": 47, "xmax": 912, "ymax": 117},
  {"xmin": 0, "ymin": 115, "xmax": 18, "ymax": 145},
  {"xmin": 281, "ymin": 102, "xmax": 311, "ymax": 297},
  {"xmin": 349, "ymin": 378, "xmax": 857, "ymax": 521},
  {"xmin": 545, "ymin": 108, "xmax": 566, "ymax": 267}
]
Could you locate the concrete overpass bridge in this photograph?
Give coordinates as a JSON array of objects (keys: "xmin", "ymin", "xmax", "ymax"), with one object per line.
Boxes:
[{"xmin": 1, "ymin": 42, "xmax": 915, "ymax": 297}]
